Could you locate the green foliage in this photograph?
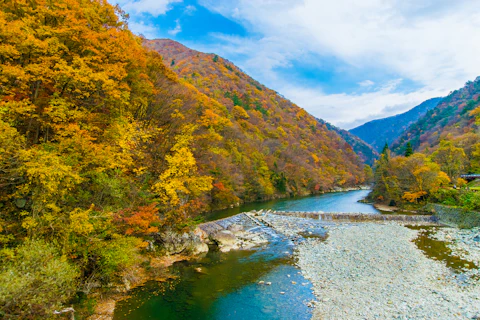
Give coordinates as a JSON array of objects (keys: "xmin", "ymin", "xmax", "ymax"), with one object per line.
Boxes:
[
  {"xmin": 95, "ymin": 235, "xmax": 142, "ymax": 280},
  {"xmin": 363, "ymin": 165, "xmax": 374, "ymax": 184},
  {"xmin": 381, "ymin": 143, "xmax": 390, "ymax": 157},
  {"xmin": 213, "ymin": 55, "xmax": 219, "ymax": 62},
  {"xmin": 0, "ymin": 240, "xmax": 79, "ymax": 319},
  {"xmin": 404, "ymin": 142, "xmax": 413, "ymax": 157},
  {"xmin": 458, "ymin": 191, "xmax": 480, "ymax": 211}
]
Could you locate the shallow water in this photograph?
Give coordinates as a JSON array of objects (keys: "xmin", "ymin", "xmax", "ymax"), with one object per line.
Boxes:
[
  {"xmin": 114, "ymin": 191, "xmax": 472, "ymax": 320},
  {"xmin": 114, "ymin": 190, "xmax": 374, "ymax": 320},
  {"xmin": 113, "ymin": 232, "xmax": 318, "ymax": 320},
  {"xmin": 206, "ymin": 189, "xmax": 379, "ymax": 221},
  {"xmin": 411, "ymin": 226, "xmax": 478, "ymax": 272}
]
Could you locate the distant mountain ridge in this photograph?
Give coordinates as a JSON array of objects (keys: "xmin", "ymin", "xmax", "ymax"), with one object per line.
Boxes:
[
  {"xmin": 392, "ymin": 78, "xmax": 480, "ymax": 155},
  {"xmin": 349, "ymin": 97, "xmax": 443, "ymax": 152},
  {"xmin": 317, "ymin": 119, "xmax": 378, "ymax": 166}
]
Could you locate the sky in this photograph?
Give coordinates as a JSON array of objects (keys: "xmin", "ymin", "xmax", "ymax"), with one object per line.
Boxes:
[{"xmin": 113, "ymin": 0, "xmax": 480, "ymax": 129}]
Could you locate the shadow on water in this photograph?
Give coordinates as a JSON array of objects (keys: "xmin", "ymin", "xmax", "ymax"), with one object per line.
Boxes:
[
  {"xmin": 409, "ymin": 226, "xmax": 477, "ymax": 273},
  {"xmin": 114, "ymin": 231, "xmax": 322, "ymax": 320},
  {"xmin": 113, "ymin": 190, "xmax": 373, "ymax": 320}
]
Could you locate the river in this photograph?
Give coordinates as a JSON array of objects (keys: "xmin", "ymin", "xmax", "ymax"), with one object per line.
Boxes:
[{"xmin": 113, "ymin": 190, "xmax": 376, "ymax": 320}]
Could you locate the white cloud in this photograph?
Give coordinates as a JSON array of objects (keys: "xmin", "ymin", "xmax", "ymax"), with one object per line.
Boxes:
[
  {"xmin": 279, "ymin": 81, "xmax": 445, "ymax": 130},
  {"xmin": 168, "ymin": 19, "xmax": 182, "ymax": 36},
  {"xmin": 358, "ymin": 80, "xmax": 375, "ymax": 87},
  {"xmin": 198, "ymin": 0, "xmax": 480, "ymax": 127},
  {"xmin": 127, "ymin": 21, "xmax": 160, "ymax": 38},
  {"xmin": 114, "ymin": 0, "xmax": 181, "ymax": 17},
  {"xmin": 184, "ymin": 5, "xmax": 197, "ymax": 15}
]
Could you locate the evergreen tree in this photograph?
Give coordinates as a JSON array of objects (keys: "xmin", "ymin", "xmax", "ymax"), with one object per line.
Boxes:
[
  {"xmin": 381, "ymin": 142, "xmax": 389, "ymax": 155},
  {"xmin": 171, "ymin": 59, "xmax": 175, "ymax": 66},
  {"xmin": 213, "ymin": 55, "xmax": 219, "ymax": 62},
  {"xmin": 381, "ymin": 143, "xmax": 390, "ymax": 162},
  {"xmin": 404, "ymin": 142, "xmax": 413, "ymax": 157}
]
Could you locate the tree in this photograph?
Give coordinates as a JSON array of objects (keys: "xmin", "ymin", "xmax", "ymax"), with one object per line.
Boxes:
[
  {"xmin": 152, "ymin": 125, "xmax": 213, "ymax": 227},
  {"xmin": 381, "ymin": 143, "xmax": 390, "ymax": 162},
  {"xmin": 0, "ymin": 240, "xmax": 79, "ymax": 319},
  {"xmin": 213, "ymin": 55, "xmax": 219, "ymax": 62},
  {"xmin": 363, "ymin": 165, "xmax": 374, "ymax": 184},
  {"xmin": 404, "ymin": 142, "xmax": 413, "ymax": 157},
  {"xmin": 398, "ymin": 153, "xmax": 450, "ymax": 202},
  {"xmin": 431, "ymin": 140, "xmax": 467, "ymax": 180}
]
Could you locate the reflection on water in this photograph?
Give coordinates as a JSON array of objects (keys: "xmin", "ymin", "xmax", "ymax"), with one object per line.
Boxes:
[
  {"xmin": 207, "ymin": 190, "xmax": 378, "ymax": 221},
  {"xmin": 113, "ymin": 190, "xmax": 370, "ymax": 320},
  {"xmin": 113, "ymin": 235, "xmax": 317, "ymax": 320}
]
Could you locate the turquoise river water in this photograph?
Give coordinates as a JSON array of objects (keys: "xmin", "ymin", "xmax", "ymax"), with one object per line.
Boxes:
[{"xmin": 113, "ymin": 190, "xmax": 376, "ymax": 320}]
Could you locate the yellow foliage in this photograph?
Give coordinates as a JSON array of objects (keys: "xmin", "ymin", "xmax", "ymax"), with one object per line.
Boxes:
[
  {"xmin": 402, "ymin": 191, "xmax": 427, "ymax": 203},
  {"xmin": 152, "ymin": 125, "xmax": 213, "ymax": 210},
  {"xmin": 69, "ymin": 207, "xmax": 94, "ymax": 236},
  {"xmin": 232, "ymin": 105, "xmax": 250, "ymax": 120}
]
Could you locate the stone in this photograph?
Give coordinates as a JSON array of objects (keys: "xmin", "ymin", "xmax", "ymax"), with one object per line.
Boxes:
[
  {"xmin": 211, "ymin": 230, "xmax": 237, "ymax": 249},
  {"xmin": 192, "ymin": 242, "xmax": 209, "ymax": 255}
]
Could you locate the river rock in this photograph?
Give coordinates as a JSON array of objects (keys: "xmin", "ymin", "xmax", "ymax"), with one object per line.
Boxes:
[{"xmin": 211, "ymin": 230, "xmax": 237, "ymax": 252}]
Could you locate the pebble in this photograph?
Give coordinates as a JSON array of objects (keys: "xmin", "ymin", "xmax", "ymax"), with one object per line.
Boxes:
[{"xmin": 296, "ymin": 224, "xmax": 480, "ymax": 319}]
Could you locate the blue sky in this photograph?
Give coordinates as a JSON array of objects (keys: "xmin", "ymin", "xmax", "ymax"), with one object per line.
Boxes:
[{"xmin": 114, "ymin": 0, "xmax": 480, "ymax": 129}]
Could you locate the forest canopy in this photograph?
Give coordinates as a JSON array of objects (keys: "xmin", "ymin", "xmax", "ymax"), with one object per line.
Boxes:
[{"xmin": 0, "ymin": 0, "xmax": 367, "ymax": 317}]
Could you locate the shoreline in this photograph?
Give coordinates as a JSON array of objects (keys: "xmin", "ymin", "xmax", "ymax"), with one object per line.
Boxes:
[{"xmin": 295, "ymin": 223, "xmax": 480, "ymax": 319}]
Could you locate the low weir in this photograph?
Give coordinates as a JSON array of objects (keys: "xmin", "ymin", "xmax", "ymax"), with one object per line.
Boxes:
[
  {"xmin": 270, "ymin": 210, "xmax": 440, "ymax": 223},
  {"xmin": 198, "ymin": 210, "xmax": 441, "ymax": 237}
]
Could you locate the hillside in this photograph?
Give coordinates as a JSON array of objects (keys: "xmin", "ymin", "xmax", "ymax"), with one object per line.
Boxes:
[
  {"xmin": 350, "ymin": 97, "xmax": 443, "ymax": 152},
  {"xmin": 0, "ymin": 1, "xmax": 368, "ymax": 317},
  {"xmin": 145, "ymin": 39, "xmax": 367, "ymax": 196},
  {"xmin": 317, "ymin": 119, "xmax": 378, "ymax": 166},
  {"xmin": 392, "ymin": 79, "xmax": 480, "ymax": 156}
]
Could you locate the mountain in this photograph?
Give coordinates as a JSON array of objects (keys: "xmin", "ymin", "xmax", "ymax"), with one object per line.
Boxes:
[
  {"xmin": 349, "ymin": 97, "xmax": 443, "ymax": 152},
  {"xmin": 0, "ymin": 2, "xmax": 368, "ymax": 316},
  {"xmin": 317, "ymin": 119, "xmax": 378, "ymax": 166},
  {"xmin": 145, "ymin": 39, "xmax": 367, "ymax": 199},
  {"xmin": 392, "ymin": 78, "xmax": 480, "ymax": 155}
]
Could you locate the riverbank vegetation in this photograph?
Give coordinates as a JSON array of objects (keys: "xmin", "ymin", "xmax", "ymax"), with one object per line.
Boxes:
[
  {"xmin": 0, "ymin": 0, "xmax": 369, "ymax": 317},
  {"xmin": 372, "ymin": 139, "xmax": 480, "ymax": 213},
  {"xmin": 371, "ymin": 75, "xmax": 480, "ymax": 215}
]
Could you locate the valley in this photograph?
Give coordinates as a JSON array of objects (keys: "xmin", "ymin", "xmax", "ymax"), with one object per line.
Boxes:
[{"xmin": 1, "ymin": 1, "xmax": 480, "ymax": 319}]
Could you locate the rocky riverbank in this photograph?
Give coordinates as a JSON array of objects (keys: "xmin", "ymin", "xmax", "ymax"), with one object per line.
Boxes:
[
  {"xmin": 431, "ymin": 227, "xmax": 480, "ymax": 266},
  {"xmin": 296, "ymin": 223, "xmax": 480, "ymax": 319}
]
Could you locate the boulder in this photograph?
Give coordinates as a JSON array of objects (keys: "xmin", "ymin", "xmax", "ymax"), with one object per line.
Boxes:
[{"xmin": 211, "ymin": 230, "xmax": 238, "ymax": 252}]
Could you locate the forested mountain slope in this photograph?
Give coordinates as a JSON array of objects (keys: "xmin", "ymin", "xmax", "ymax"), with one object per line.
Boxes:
[
  {"xmin": 392, "ymin": 79, "xmax": 480, "ymax": 156},
  {"xmin": 317, "ymin": 119, "xmax": 378, "ymax": 166},
  {"xmin": 0, "ymin": 1, "xmax": 364, "ymax": 317},
  {"xmin": 350, "ymin": 97, "xmax": 442, "ymax": 152},
  {"xmin": 145, "ymin": 39, "xmax": 366, "ymax": 196}
]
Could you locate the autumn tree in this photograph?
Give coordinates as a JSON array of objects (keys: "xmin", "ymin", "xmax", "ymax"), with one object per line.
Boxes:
[
  {"xmin": 152, "ymin": 124, "xmax": 213, "ymax": 227},
  {"xmin": 431, "ymin": 140, "xmax": 467, "ymax": 180}
]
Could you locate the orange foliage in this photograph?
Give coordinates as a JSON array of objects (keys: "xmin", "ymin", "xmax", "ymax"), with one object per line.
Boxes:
[{"xmin": 114, "ymin": 204, "xmax": 160, "ymax": 236}]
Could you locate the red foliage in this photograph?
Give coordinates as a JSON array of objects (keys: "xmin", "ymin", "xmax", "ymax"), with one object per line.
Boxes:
[{"xmin": 114, "ymin": 204, "xmax": 160, "ymax": 236}]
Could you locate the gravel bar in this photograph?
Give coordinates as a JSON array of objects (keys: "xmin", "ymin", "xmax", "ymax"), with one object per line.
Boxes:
[{"xmin": 296, "ymin": 223, "xmax": 480, "ymax": 319}]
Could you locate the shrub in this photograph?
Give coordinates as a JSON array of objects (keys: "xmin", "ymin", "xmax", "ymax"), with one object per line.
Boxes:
[{"xmin": 0, "ymin": 240, "xmax": 79, "ymax": 319}]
